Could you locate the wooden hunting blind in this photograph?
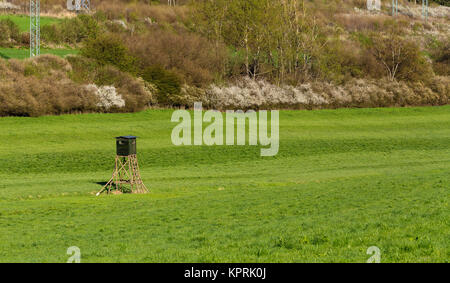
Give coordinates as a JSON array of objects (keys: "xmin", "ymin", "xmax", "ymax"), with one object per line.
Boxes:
[
  {"xmin": 96, "ymin": 136, "xmax": 148, "ymax": 196},
  {"xmin": 116, "ymin": 136, "xmax": 137, "ymax": 156}
]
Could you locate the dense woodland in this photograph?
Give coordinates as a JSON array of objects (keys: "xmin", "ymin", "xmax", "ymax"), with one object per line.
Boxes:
[{"xmin": 0, "ymin": 0, "xmax": 448, "ymax": 116}]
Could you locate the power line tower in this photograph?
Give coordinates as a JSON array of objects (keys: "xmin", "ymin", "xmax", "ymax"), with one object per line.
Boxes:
[
  {"xmin": 30, "ymin": 0, "xmax": 40, "ymax": 57},
  {"xmin": 67, "ymin": 0, "xmax": 90, "ymax": 12},
  {"xmin": 422, "ymin": 0, "xmax": 429, "ymax": 22},
  {"xmin": 392, "ymin": 0, "xmax": 398, "ymax": 16}
]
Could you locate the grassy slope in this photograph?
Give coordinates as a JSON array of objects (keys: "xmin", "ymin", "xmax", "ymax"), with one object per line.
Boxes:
[
  {"xmin": 0, "ymin": 14, "xmax": 61, "ymax": 32},
  {"xmin": 0, "ymin": 14, "xmax": 76, "ymax": 59},
  {"xmin": 0, "ymin": 48, "xmax": 78, "ymax": 59},
  {"xmin": 0, "ymin": 107, "xmax": 448, "ymax": 262}
]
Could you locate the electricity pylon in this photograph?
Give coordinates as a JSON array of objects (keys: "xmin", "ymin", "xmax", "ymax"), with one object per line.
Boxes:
[
  {"xmin": 392, "ymin": 0, "xmax": 398, "ymax": 16},
  {"xmin": 30, "ymin": 0, "xmax": 40, "ymax": 57},
  {"xmin": 67, "ymin": 0, "xmax": 90, "ymax": 11},
  {"xmin": 422, "ymin": 0, "xmax": 429, "ymax": 22}
]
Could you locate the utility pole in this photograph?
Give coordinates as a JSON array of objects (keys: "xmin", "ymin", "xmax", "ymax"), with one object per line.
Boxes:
[{"xmin": 30, "ymin": 0, "xmax": 40, "ymax": 57}]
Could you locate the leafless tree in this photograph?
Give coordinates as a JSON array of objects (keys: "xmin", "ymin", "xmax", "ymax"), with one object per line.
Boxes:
[{"xmin": 370, "ymin": 34, "xmax": 414, "ymax": 81}]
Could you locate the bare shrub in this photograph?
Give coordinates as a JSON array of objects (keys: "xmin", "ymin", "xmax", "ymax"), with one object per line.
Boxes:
[
  {"xmin": 0, "ymin": 76, "xmax": 98, "ymax": 117},
  {"xmin": 126, "ymin": 29, "xmax": 226, "ymax": 86},
  {"xmin": 94, "ymin": 1, "xmax": 189, "ymax": 23},
  {"xmin": 27, "ymin": 54, "xmax": 72, "ymax": 74},
  {"xmin": 368, "ymin": 33, "xmax": 432, "ymax": 82},
  {"xmin": 0, "ymin": 54, "xmax": 156, "ymax": 117},
  {"xmin": 334, "ymin": 14, "xmax": 389, "ymax": 32}
]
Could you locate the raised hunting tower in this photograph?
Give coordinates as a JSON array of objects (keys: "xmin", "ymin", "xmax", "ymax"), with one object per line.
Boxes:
[
  {"xmin": 97, "ymin": 136, "xmax": 148, "ymax": 195},
  {"xmin": 116, "ymin": 136, "xmax": 137, "ymax": 156}
]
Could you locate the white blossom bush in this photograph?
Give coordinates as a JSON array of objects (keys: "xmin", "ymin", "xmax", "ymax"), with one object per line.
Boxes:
[
  {"xmin": 205, "ymin": 77, "xmax": 331, "ymax": 109},
  {"xmin": 85, "ymin": 84, "xmax": 126, "ymax": 109},
  {"xmin": 182, "ymin": 77, "xmax": 449, "ymax": 110}
]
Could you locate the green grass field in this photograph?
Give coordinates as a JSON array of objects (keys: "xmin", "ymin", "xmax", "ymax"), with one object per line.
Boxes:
[
  {"xmin": 0, "ymin": 48, "xmax": 78, "ymax": 59},
  {"xmin": 0, "ymin": 15, "xmax": 76, "ymax": 59},
  {"xmin": 0, "ymin": 14, "xmax": 61, "ymax": 32},
  {"xmin": 0, "ymin": 106, "xmax": 448, "ymax": 262}
]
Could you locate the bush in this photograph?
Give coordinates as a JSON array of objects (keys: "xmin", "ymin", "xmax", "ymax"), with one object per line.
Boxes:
[
  {"xmin": 194, "ymin": 77, "xmax": 449, "ymax": 110},
  {"xmin": 0, "ymin": 19, "xmax": 21, "ymax": 47},
  {"xmin": 95, "ymin": 65, "xmax": 155, "ymax": 111},
  {"xmin": 80, "ymin": 33, "xmax": 138, "ymax": 74},
  {"xmin": 0, "ymin": 54, "xmax": 155, "ymax": 117},
  {"xmin": 65, "ymin": 55, "xmax": 102, "ymax": 83},
  {"xmin": 94, "ymin": 1, "xmax": 190, "ymax": 23},
  {"xmin": 366, "ymin": 33, "xmax": 432, "ymax": 82},
  {"xmin": 429, "ymin": 38, "xmax": 450, "ymax": 76},
  {"xmin": 41, "ymin": 14, "xmax": 100, "ymax": 45},
  {"xmin": 0, "ymin": 56, "xmax": 98, "ymax": 117},
  {"xmin": 85, "ymin": 84, "xmax": 126, "ymax": 110},
  {"xmin": 66, "ymin": 55, "xmax": 155, "ymax": 111},
  {"xmin": 432, "ymin": 0, "xmax": 450, "ymax": 6},
  {"xmin": 125, "ymin": 29, "xmax": 226, "ymax": 86},
  {"xmin": 315, "ymin": 39, "xmax": 364, "ymax": 83},
  {"xmin": 141, "ymin": 65, "xmax": 181, "ymax": 105},
  {"xmin": 334, "ymin": 14, "xmax": 387, "ymax": 32}
]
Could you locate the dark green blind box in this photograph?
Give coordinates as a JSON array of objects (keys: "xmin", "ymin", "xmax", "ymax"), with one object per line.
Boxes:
[{"xmin": 116, "ymin": 136, "xmax": 137, "ymax": 156}]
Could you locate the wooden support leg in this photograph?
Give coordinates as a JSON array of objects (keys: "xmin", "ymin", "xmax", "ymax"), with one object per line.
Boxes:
[{"xmin": 97, "ymin": 154, "xmax": 148, "ymax": 196}]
